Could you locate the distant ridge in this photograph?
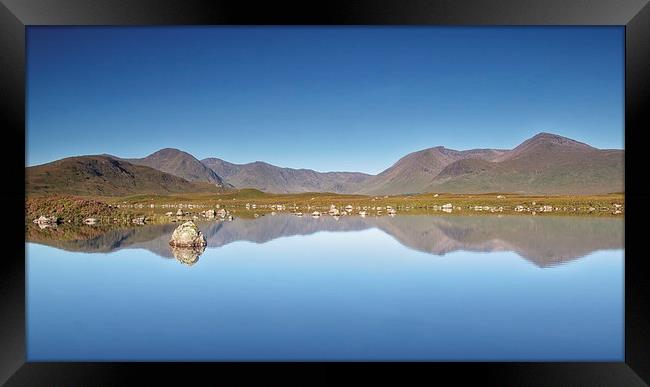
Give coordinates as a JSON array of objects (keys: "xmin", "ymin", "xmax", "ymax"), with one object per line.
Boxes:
[{"xmin": 201, "ymin": 158, "xmax": 372, "ymax": 194}]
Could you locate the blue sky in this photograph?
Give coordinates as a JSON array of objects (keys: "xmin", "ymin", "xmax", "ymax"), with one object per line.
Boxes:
[{"xmin": 27, "ymin": 26, "xmax": 624, "ymax": 174}]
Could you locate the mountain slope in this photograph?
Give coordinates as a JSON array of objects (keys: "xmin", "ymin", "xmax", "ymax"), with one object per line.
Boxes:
[
  {"xmin": 354, "ymin": 132, "xmax": 623, "ymax": 195},
  {"xmin": 202, "ymin": 158, "xmax": 372, "ymax": 194},
  {"xmin": 426, "ymin": 133, "xmax": 623, "ymax": 194},
  {"xmin": 125, "ymin": 148, "xmax": 225, "ymax": 186},
  {"xmin": 356, "ymin": 147, "xmax": 508, "ymax": 195},
  {"xmin": 26, "ymin": 155, "xmax": 220, "ymax": 196}
]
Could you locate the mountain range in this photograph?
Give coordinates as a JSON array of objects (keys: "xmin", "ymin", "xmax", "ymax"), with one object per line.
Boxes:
[
  {"xmin": 26, "ymin": 132, "xmax": 624, "ymax": 196},
  {"xmin": 201, "ymin": 158, "xmax": 371, "ymax": 194}
]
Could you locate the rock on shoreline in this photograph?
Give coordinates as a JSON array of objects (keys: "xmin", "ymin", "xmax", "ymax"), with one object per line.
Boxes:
[{"xmin": 33, "ymin": 215, "xmax": 60, "ymax": 228}]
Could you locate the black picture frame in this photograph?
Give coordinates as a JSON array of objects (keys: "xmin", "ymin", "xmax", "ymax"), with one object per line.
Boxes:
[{"xmin": 2, "ymin": 0, "xmax": 649, "ymax": 385}]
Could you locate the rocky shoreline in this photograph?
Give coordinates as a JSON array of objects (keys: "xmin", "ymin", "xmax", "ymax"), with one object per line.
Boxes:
[{"xmin": 27, "ymin": 193, "xmax": 625, "ymax": 229}]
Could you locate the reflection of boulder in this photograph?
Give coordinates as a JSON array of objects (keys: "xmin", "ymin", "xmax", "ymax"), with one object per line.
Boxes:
[
  {"xmin": 170, "ymin": 245, "xmax": 205, "ymax": 266},
  {"xmin": 169, "ymin": 221, "xmax": 207, "ymax": 247}
]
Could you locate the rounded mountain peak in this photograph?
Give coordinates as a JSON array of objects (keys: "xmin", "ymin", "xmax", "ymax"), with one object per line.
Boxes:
[{"xmin": 526, "ymin": 132, "xmax": 593, "ymax": 148}]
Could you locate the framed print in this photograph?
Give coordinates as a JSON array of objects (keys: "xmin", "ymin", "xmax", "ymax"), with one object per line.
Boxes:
[{"xmin": 2, "ymin": 0, "xmax": 649, "ymax": 385}]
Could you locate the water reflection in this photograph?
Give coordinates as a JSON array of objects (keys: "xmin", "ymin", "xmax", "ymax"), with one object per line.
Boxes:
[
  {"xmin": 170, "ymin": 245, "xmax": 205, "ymax": 266},
  {"xmin": 26, "ymin": 214, "xmax": 623, "ymax": 267}
]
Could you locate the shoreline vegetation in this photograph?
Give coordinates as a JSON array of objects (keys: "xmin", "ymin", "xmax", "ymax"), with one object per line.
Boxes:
[{"xmin": 26, "ymin": 190, "xmax": 625, "ymax": 230}]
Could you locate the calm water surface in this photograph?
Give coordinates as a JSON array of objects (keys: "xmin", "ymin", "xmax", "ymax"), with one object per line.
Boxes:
[{"xmin": 26, "ymin": 215, "xmax": 624, "ymax": 361}]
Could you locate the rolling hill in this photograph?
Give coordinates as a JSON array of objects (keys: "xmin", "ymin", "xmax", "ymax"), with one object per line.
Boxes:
[
  {"xmin": 26, "ymin": 155, "xmax": 221, "ymax": 196},
  {"xmin": 201, "ymin": 158, "xmax": 372, "ymax": 194}
]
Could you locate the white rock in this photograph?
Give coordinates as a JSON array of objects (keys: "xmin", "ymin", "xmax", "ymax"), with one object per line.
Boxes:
[{"xmin": 169, "ymin": 221, "xmax": 207, "ymax": 247}]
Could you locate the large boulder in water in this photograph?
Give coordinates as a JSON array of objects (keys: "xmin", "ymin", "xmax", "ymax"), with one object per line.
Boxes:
[{"xmin": 169, "ymin": 221, "xmax": 207, "ymax": 247}]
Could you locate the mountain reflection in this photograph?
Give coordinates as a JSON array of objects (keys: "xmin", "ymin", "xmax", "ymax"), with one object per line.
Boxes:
[{"xmin": 26, "ymin": 215, "xmax": 623, "ymax": 267}]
